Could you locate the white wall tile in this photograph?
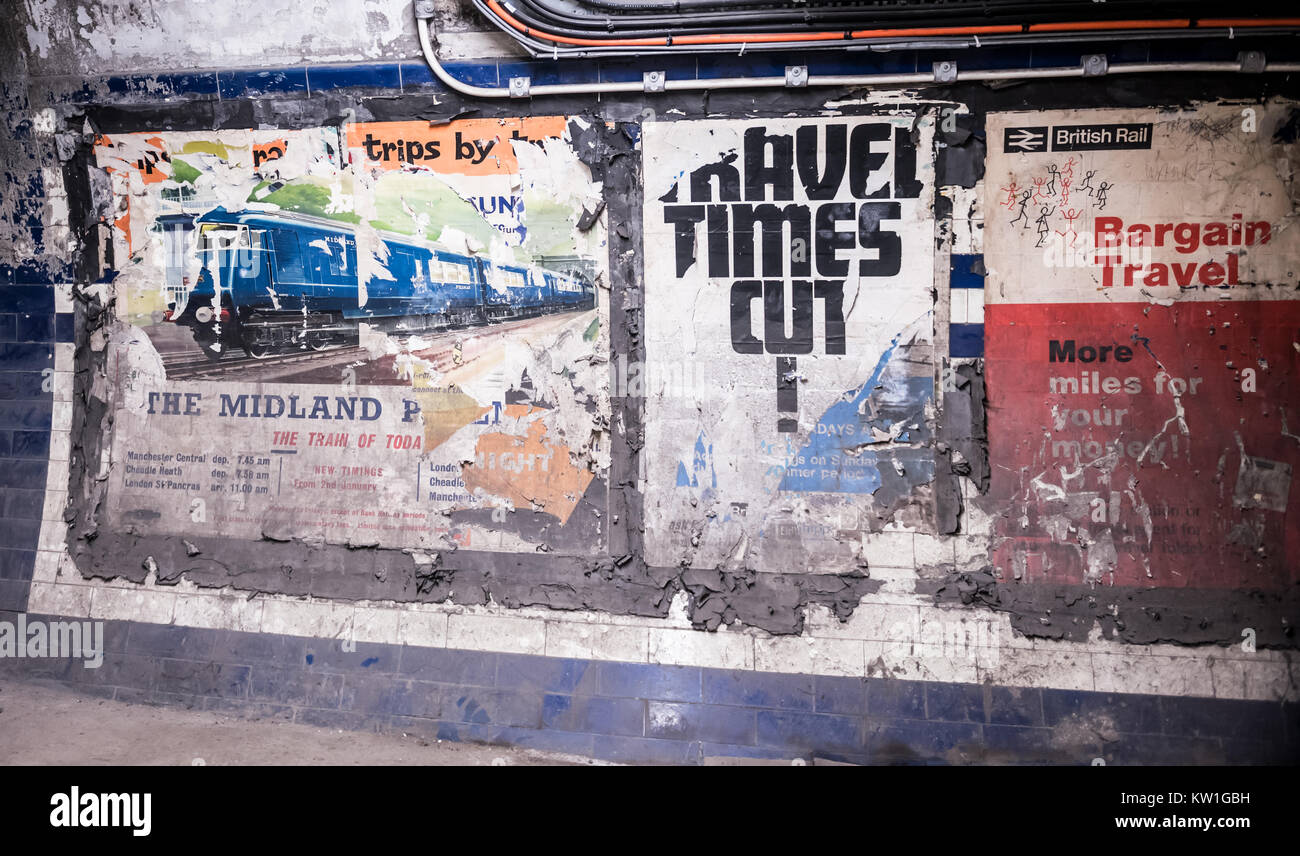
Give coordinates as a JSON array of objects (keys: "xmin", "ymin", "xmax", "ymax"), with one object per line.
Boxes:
[
  {"xmin": 446, "ymin": 613, "xmax": 546, "ymax": 656},
  {"xmin": 858, "ymin": 531, "xmax": 914, "ymax": 570},
  {"xmin": 259, "ymin": 598, "xmax": 353, "ymax": 639},
  {"xmin": 54, "ymin": 283, "xmax": 74, "ymax": 314},
  {"xmin": 546, "ymin": 621, "xmax": 647, "ymax": 663},
  {"xmin": 1093, "ymin": 652, "xmax": 1214, "ymax": 697},
  {"xmin": 980, "ymin": 646, "xmax": 1095, "ymax": 693},
  {"xmin": 949, "ymin": 288, "xmax": 969, "ymax": 324},
  {"xmin": 397, "ymin": 609, "xmax": 449, "ymax": 649},
  {"xmin": 809, "ymin": 602, "xmax": 920, "ymax": 643},
  {"xmin": 27, "ymin": 580, "xmax": 93, "ymax": 618},
  {"xmin": 36, "ymin": 518, "xmax": 67, "ymax": 552},
  {"xmin": 874, "ymin": 647, "xmax": 980, "ymax": 685},
  {"xmin": 51, "ymin": 399, "xmax": 73, "ymax": 432},
  {"xmin": 90, "ymin": 584, "xmax": 175, "ymax": 625},
  {"xmin": 44, "ymin": 457, "xmax": 69, "ymax": 493},
  {"xmin": 31, "ymin": 550, "xmax": 60, "ymax": 584},
  {"xmin": 754, "ymin": 635, "xmax": 863, "ymax": 677},
  {"xmin": 48, "ymin": 431, "xmax": 71, "ymax": 462},
  {"xmin": 350, "ymin": 606, "xmax": 401, "ymax": 645},
  {"xmin": 53, "ymin": 370, "xmax": 74, "ymax": 402},
  {"xmin": 913, "ymin": 533, "xmax": 955, "ymax": 567},
  {"xmin": 648, "ymin": 627, "xmax": 753, "ymax": 670},
  {"xmin": 172, "ymin": 592, "xmax": 263, "ymax": 634}
]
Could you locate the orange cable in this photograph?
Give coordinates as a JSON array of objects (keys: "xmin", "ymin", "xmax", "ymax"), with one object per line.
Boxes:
[{"xmin": 482, "ymin": 3, "xmax": 1300, "ymax": 50}]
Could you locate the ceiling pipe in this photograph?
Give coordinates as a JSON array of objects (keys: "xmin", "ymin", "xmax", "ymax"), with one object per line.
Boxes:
[
  {"xmin": 459, "ymin": 18, "xmax": 1300, "ymax": 62},
  {"xmin": 414, "ymin": 1, "xmax": 1300, "ymax": 100}
]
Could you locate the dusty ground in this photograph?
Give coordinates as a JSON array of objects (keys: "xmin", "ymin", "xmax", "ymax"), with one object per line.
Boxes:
[{"xmin": 0, "ymin": 679, "xmax": 603, "ymax": 766}]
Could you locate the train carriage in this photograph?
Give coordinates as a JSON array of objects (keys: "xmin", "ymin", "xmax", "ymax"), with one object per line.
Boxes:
[
  {"xmin": 479, "ymin": 260, "xmax": 547, "ymax": 319},
  {"xmin": 173, "ymin": 208, "xmax": 592, "ymax": 360},
  {"xmin": 544, "ymin": 270, "xmax": 591, "ymax": 311}
]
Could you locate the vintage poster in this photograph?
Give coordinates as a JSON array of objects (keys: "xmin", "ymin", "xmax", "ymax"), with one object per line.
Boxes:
[
  {"xmin": 95, "ymin": 117, "xmax": 610, "ymax": 555},
  {"xmin": 984, "ymin": 103, "xmax": 1300, "ymax": 588},
  {"xmin": 641, "ymin": 115, "xmax": 937, "ymax": 573}
]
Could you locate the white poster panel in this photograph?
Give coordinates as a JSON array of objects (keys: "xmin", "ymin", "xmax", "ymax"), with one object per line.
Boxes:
[
  {"xmin": 641, "ymin": 115, "xmax": 937, "ymax": 573},
  {"xmin": 984, "ymin": 103, "xmax": 1300, "ymax": 306}
]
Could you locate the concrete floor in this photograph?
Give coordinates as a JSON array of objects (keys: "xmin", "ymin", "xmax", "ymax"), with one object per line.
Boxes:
[{"xmin": 0, "ymin": 678, "xmax": 601, "ymax": 766}]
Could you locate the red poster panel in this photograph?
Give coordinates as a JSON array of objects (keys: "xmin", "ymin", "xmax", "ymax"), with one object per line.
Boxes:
[
  {"xmin": 986, "ymin": 300, "xmax": 1300, "ymax": 588},
  {"xmin": 984, "ymin": 104, "xmax": 1300, "ymax": 592}
]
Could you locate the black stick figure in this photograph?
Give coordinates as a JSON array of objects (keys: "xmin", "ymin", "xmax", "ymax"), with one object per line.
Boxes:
[
  {"xmin": 1034, "ymin": 205, "xmax": 1055, "ymax": 248},
  {"xmin": 1080, "ymin": 169, "xmax": 1097, "ymax": 196},
  {"xmin": 1096, "ymin": 181, "xmax": 1112, "ymax": 210},
  {"xmin": 1010, "ymin": 190, "xmax": 1032, "ymax": 228},
  {"xmin": 1046, "ymin": 163, "xmax": 1060, "ymax": 196}
]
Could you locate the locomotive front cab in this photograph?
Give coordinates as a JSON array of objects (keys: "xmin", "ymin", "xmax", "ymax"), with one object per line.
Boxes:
[
  {"xmin": 242, "ymin": 219, "xmax": 361, "ymax": 357},
  {"xmin": 150, "ymin": 213, "xmax": 196, "ymax": 320},
  {"xmin": 176, "ymin": 217, "xmax": 270, "ymax": 360}
]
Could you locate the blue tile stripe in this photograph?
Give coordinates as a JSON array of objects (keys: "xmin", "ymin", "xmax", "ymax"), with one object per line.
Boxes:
[
  {"xmin": 950, "ymin": 253, "xmax": 984, "ymax": 289},
  {"xmin": 949, "ymin": 253, "xmax": 984, "ymax": 358},
  {"xmin": 950, "ymin": 323, "xmax": 984, "ymax": 358},
  {"xmin": 217, "ymin": 68, "xmax": 308, "ymax": 100},
  {"xmin": 26, "ymin": 34, "xmax": 1300, "ymax": 105},
  {"xmin": 306, "ymin": 63, "xmax": 402, "ymax": 93},
  {"xmin": 0, "ymin": 150, "xmax": 54, "ymax": 612},
  {"xmin": 0, "ymin": 615, "xmax": 1292, "ymax": 765}
]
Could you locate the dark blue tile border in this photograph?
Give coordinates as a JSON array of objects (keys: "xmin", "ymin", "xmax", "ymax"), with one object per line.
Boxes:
[
  {"xmin": 0, "ymin": 343, "xmax": 55, "ymax": 372},
  {"xmin": 824, "ymin": 51, "xmax": 920, "ymax": 76},
  {"xmin": 0, "ymin": 157, "xmax": 52, "ymax": 609},
  {"xmin": 15, "ymin": 313, "xmax": 53, "ymax": 343},
  {"xmin": 0, "ymin": 284, "xmax": 56, "ymax": 313},
  {"xmin": 306, "ymin": 63, "xmax": 401, "ymax": 93},
  {"xmin": 399, "ymin": 61, "xmax": 498, "ymax": 92},
  {"xmin": 33, "ymin": 33, "xmax": 1300, "ymax": 108},
  {"xmin": 501, "ymin": 60, "xmax": 599, "ymax": 88},
  {"xmin": 105, "ymin": 72, "xmax": 219, "ymax": 99},
  {"xmin": 217, "ymin": 67, "xmax": 309, "ymax": 99},
  {"xmin": 926, "ymin": 682, "xmax": 986, "ymax": 723},
  {"xmin": 600, "ymin": 55, "xmax": 699, "ymax": 84},
  {"xmin": 950, "ymin": 253, "xmax": 984, "ymax": 288},
  {"xmin": 703, "ymin": 669, "xmax": 814, "ymax": 711},
  {"xmin": 0, "ymin": 548, "xmax": 37, "ymax": 581},
  {"xmin": 950, "ymin": 322, "xmax": 984, "ymax": 358},
  {"xmin": 2, "ymin": 614, "xmax": 1293, "ymax": 765}
]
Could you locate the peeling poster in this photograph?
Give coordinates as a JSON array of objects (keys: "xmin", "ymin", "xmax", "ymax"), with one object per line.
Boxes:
[
  {"xmin": 640, "ymin": 115, "xmax": 938, "ymax": 574},
  {"xmin": 984, "ymin": 102, "xmax": 1300, "ymax": 588},
  {"xmin": 95, "ymin": 117, "xmax": 611, "ymax": 555}
]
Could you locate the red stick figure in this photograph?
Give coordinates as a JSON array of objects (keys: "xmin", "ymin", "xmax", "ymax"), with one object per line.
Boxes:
[
  {"xmin": 1031, "ymin": 175, "xmax": 1048, "ymax": 204},
  {"xmin": 1054, "ymin": 207, "xmax": 1082, "ymax": 246},
  {"xmin": 998, "ymin": 180, "xmax": 1021, "ymax": 209}
]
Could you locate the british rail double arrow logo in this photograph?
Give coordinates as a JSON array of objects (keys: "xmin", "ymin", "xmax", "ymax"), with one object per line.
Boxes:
[{"xmin": 1004, "ymin": 127, "xmax": 1048, "ymax": 152}]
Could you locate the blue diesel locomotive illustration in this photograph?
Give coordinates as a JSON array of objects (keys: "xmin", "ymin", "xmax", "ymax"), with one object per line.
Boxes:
[{"xmin": 170, "ymin": 209, "xmax": 595, "ymax": 359}]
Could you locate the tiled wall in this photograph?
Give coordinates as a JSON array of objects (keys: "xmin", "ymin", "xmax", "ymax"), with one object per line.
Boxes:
[
  {"xmin": 3, "ymin": 43, "xmax": 1300, "ymax": 764},
  {"xmin": 0, "ymin": 123, "xmax": 67, "ymax": 611},
  {"xmin": 1, "ymin": 614, "xmax": 1293, "ymax": 764},
  {"xmin": 949, "ymin": 254, "xmax": 985, "ymax": 358}
]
